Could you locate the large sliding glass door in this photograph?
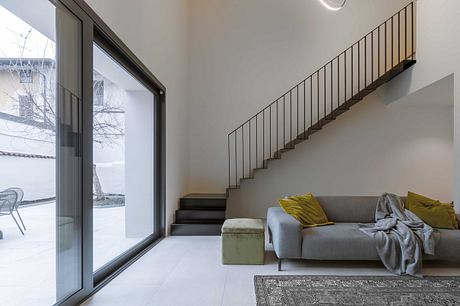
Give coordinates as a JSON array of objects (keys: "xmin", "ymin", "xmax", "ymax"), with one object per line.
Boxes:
[
  {"xmin": 0, "ymin": 0, "xmax": 165, "ymax": 305},
  {"xmin": 0, "ymin": 0, "xmax": 83, "ymax": 304}
]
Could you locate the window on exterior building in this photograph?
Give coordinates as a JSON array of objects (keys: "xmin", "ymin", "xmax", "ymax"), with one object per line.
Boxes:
[
  {"xmin": 94, "ymin": 80, "xmax": 104, "ymax": 105},
  {"xmin": 19, "ymin": 69, "xmax": 33, "ymax": 83},
  {"xmin": 18, "ymin": 94, "xmax": 34, "ymax": 119}
]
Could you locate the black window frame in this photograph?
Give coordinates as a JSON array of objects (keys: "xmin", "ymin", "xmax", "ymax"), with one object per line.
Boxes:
[{"xmin": 52, "ymin": 0, "xmax": 166, "ymax": 305}]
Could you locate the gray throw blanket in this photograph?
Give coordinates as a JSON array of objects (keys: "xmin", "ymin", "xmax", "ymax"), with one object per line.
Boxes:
[{"xmin": 359, "ymin": 193, "xmax": 435, "ymax": 277}]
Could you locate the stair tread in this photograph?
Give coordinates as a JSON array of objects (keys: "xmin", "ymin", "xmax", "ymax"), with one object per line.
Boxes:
[
  {"xmin": 174, "ymin": 219, "xmax": 225, "ymax": 224},
  {"xmin": 172, "ymin": 223, "xmax": 224, "ymax": 226},
  {"xmin": 170, "ymin": 223, "xmax": 223, "ymax": 236},
  {"xmin": 182, "ymin": 193, "xmax": 226, "ymax": 199},
  {"xmin": 177, "ymin": 209, "xmax": 224, "ymax": 212},
  {"xmin": 179, "ymin": 207, "xmax": 226, "ymax": 211}
]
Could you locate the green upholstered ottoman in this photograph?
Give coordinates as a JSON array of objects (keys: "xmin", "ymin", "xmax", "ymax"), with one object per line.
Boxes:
[{"xmin": 221, "ymin": 218, "xmax": 265, "ymax": 265}]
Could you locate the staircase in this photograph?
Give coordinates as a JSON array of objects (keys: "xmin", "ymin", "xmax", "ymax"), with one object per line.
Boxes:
[
  {"xmin": 172, "ymin": 3, "xmax": 416, "ymax": 236},
  {"xmin": 170, "ymin": 194, "xmax": 226, "ymax": 236},
  {"xmin": 227, "ymin": 2, "xmax": 415, "ymax": 190}
]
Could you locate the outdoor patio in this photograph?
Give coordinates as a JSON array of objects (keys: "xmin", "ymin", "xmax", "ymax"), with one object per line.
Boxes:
[{"xmin": 0, "ymin": 202, "xmax": 142, "ymax": 306}]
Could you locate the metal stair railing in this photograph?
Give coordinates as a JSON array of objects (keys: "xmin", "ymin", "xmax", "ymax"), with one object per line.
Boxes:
[{"xmin": 228, "ymin": 2, "xmax": 416, "ymax": 189}]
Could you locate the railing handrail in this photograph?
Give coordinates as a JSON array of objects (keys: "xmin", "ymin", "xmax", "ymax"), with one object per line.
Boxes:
[{"xmin": 228, "ymin": 2, "xmax": 414, "ymax": 136}]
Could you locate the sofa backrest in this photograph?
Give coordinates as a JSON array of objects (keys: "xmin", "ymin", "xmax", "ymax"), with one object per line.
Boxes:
[{"xmin": 316, "ymin": 196, "xmax": 405, "ymax": 223}]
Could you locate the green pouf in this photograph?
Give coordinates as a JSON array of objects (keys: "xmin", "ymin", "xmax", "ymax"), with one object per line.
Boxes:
[{"xmin": 221, "ymin": 218, "xmax": 265, "ymax": 265}]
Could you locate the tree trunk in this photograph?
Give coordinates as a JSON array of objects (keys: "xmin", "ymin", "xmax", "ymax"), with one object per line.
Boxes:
[{"xmin": 93, "ymin": 164, "xmax": 105, "ymax": 201}]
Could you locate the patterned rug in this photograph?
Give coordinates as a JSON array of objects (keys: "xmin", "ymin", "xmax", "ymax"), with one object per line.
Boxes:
[{"xmin": 254, "ymin": 275, "xmax": 460, "ymax": 306}]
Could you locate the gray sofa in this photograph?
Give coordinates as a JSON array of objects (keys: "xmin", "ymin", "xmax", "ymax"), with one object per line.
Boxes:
[{"xmin": 267, "ymin": 196, "xmax": 460, "ymax": 271}]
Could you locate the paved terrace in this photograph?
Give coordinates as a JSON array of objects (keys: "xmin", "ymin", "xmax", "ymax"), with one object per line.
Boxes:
[{"xmin": 0, "ymin": 202, "xmax": 143, "ymax": 306}]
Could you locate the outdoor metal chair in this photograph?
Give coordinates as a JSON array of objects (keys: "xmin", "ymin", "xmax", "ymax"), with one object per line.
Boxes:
[
  {"xmin": 6, "ymin": 187, "xmax": 26, "ymax": 231},
  {"xmin": 0, "ymin": 188, "xmax": 25, "ymax": 235}
]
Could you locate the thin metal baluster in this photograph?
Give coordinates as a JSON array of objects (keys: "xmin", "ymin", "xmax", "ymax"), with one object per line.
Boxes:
[
  {"xmin": 269, "ymin": 105, "xmax": 272, "ymax": 159},
  {"xmin": 411, "ymin": 2, "xmax": 414, "ymax": 58},
  {"xmin": 344, "ymin": 49, "xmax": 348, "ymax": 101},
  {"xmin": 398, "ymin": 12, "xmax": 401, "ymax": 63},
  {"xmin": 317, "ymin": 72, "xmax": 319, "ymax": 128},
  {"xmin": 262, "ymin": 110, "xmax": 265, "ymax": 163},
  {"xmin": 283, "ymin": 95, "xmax": 285, "ymax": 148},
  {"xmin": 255, "ymin": 116, "xmax": 258, "ymax": 168},
  {"xmin": 296, "ymin": 86, "xmax": 299, "ymax": 138},
  {"xmin": 351, "ymin": 46, "xmax": 354, "ymax": 98},
  {"xmin": 378, "ymin": 26, "xmax": 380, "ymax": 77},
  {"xmin": 228, "ymin": 134, "xmax": 230, "ymax": 186},
  {"xmin": 289, "ymin": 90, "xmax": 292, "ymax": 146},
  {"xmin": 303, "ymin": 80, "xmax": 306, "ymax": 138},
  {"xmin": 330, "ymin": 61, "xmax": 333, "ymax": 117},
  {"xmin": 385, "ymin": 22, "xmax": 387, "ymax": 72},
  {"xmin": 249, "ymin": 121, "xmax": 251, "ymax": 174},
  {"xmin": 310, "ymin": 77, "xmax": 313, "ymax": 129},
  {"xmin": 371, "ymin": 31, "xmax": 374, "ymax": 82},
  {"xmin": 338, "ymin": 56, "xmax": 340, "ymax": 107},
  {"xmin": 323, "ymin": 67, "xmax": 326, "ymax": 118},
  {"xmin": 235, "ymin": 132, "xmax": 237, "ymax": 186},
  {"xmin": 391, "ymin": 17, "xmax": 394, "ymax": 67},
  {"xmin": 358, "ymin": 40, "xmax": 361, "ymax": 92},
  {"xmin": 405, "ymin": 7, "xmax": 407, "ymax": 59},
  {"xmin": 242, "ymin": 125, "xmax": 244, "ymax": 177},
  {"xmin": 276, "ymin": 100, "xmax": 279, "ymax": 156},
  {"xmin": 364, "ymin": 36, "xmax": 367, "ymax": 87}
]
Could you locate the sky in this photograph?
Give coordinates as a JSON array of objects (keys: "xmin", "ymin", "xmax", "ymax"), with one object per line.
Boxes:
[{"xmin": 0, "ymin": 5, "xmax": 55, "ymax": 59}]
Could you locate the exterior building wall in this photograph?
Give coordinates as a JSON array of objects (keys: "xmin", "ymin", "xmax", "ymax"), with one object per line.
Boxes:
[{"xmin": 0, "ymin": 70, "xmax": 44, "ymax": 115}]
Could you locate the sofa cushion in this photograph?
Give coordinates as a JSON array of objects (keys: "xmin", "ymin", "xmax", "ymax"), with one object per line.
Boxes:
[
  {"xmin": 301, "ymin": 223, "xmax": 379, "ymax": 260},
  {"xmin": 278, "ymin": 193, "xmax": 334, "ymax": 227},
  {"xmin": 429, "ymin": 229, "xmax": 460, "ymax": 261},
  {"xmin": 406, "ymin": 192, "xmax": 458, "ymax": 229},
  {"xmin": 316, "ymin": 196, "xmax": 379, "ymax": 223}
]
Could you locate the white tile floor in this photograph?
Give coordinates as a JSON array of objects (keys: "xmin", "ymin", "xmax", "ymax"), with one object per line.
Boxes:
[{"xmin": 81, "ymin": 235, "xmax": 460, "ymax": 306}]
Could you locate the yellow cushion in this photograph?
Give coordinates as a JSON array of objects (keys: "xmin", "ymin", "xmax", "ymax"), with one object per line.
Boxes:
[
  {"xmin": 278, "ymin": 193, "xmax": 334, "ymax": 227},
  {"xmin": 406, "ymin": 191, "xmax": 458, "ymax": 229}
]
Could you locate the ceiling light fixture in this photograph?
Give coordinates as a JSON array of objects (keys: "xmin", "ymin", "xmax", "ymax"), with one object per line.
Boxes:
[{"xmin": 318, "ymin": 0, "xmax": 347, "ymax": 11}]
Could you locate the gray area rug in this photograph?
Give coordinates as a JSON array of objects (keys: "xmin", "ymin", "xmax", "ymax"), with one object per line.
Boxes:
[{"xmin": 254, "ymin": 275, "xmax": 460, "ymax": 306}]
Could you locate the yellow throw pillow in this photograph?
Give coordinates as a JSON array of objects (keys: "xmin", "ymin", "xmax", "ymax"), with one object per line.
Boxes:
[
  {"xmin": 278, "ymin": 193, "xmax": 334, "ymax": 227},
  {"xmin": 406, "ymin": 191, "xmax": 458, "ymax": 229}
]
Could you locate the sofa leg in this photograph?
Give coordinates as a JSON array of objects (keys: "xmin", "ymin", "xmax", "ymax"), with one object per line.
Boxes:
[{"xmin": 278, "ymin": 258, "xmax": 282, "ymax": 271}]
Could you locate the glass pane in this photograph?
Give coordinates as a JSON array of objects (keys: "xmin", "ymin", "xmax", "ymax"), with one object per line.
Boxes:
[
  {"xmin": 0, "ymin": 0, "xmax": 82, "ymax": 304},
  {"xmin": 93, "ymin": 43, "xmax": 155, "ymax": 271},
  {"xmin": 55, "ymin": 4, "xmax": 82, "ymax": 301}
]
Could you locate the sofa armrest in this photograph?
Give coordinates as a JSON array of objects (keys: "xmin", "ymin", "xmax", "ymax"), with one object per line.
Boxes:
[{"xmin": 267, "ymin": 207, "xmax": 302, "ymax": 259}]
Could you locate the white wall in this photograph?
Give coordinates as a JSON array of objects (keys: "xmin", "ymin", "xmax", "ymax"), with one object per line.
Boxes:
[
  {"xmin": 85, "ymin": 0, "xmax": 460, "ymax": 225},
  {"xmin": 125, "ymin": 90, "xmax": 154, "ymax": 237},
  {"xmin": 188, "ymin": 0, "xmax": 411, "ymax": 193},
  {"xmin": 0, "ymin": 120, "xmax": 55, "ymax": 201},
  {"xmin": 85, "ymin": 0, "xmax": 190, "ymax": 234},
  {"xmin": 382, "ymin": 0, "xmax": 460, "ymax": 209},
  {"xmin": 227, "ymin": 76, "xmax": 454, "ymax": 218},
  {"xmin": 188, "ymin": 0, "xmax": 459, "ymax": 213}
]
